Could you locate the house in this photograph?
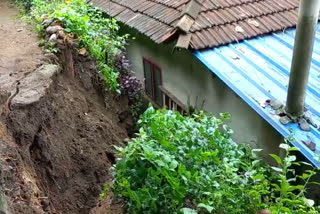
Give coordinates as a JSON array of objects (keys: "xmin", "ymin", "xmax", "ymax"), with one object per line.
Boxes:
[{"xmin": 91, "ymin": 0, "xmax": 320, "ymax": 167}]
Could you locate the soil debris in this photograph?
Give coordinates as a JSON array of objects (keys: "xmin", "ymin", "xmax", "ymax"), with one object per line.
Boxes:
[{"xmin": 0, "ymin": 1, "xmax": 129, "ymax": 213}]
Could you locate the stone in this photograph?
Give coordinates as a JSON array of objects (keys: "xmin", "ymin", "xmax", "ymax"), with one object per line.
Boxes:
[
  {"xmin": 56, "ymin": 30, "xmax": 65, "ymax": 39},
  {"xmin": 280, "ymin": 115, "xmax": 292, "ymax": 125},
  {"xmin": 304, "ymin": 113, "xmax": 318, "ymax": 128},
  {"xmin": 46, "ymin": 25, "xmax": 63, "ymax": 35},
  {"xmin": 10, "ymin": 64, "xmax": 61, "ymax": 109},
  {"xmin": 270, "ymin": 99, "xmax": 283, "ymax": 110},
  {"xmin": 42, "ymin": 19, "xmax": 53, "ymax": 27},
  {"xmin": 48, "ymin": 33, "xmax": 57, "ymax": 42},
  {"xmin": 298, "ymin": 118, "xmax": 311, "ymax": 131},
  {"xmin": 302, "ymin": 140, "xmax": 316, "ymax": 151}
]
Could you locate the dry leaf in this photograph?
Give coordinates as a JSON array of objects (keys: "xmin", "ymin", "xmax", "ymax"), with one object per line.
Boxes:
[
  {"xmin": 64, "ymin": 34, "xmax": 74, "ymax": 44},
  {"xmin": 248, "ymin": 19, "xmax": 260, "ymax": 28},
  {"xmin": 79, "ymin": 48, "xmax": 87, "ymax": 56},
  {"xmin": 235, "ymin": 26, "xmax": 244, "ymax": 33}
]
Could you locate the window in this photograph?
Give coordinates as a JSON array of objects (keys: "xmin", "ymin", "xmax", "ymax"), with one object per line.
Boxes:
[{"xmin": 143, "ymin": 58, "xmax": 163, "ymax": 106}]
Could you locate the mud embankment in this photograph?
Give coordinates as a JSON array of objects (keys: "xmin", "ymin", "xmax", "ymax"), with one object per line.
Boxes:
[
  {"xmin": 0, "ymin": 1, "xmax": 130, "ymax": 213},
  {"xmin": 1, "ymin": 57, "xmax": 130, "ymax": 214}
]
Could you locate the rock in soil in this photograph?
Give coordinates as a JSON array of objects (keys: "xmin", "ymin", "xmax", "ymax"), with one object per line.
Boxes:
[
  {"xmin": 42, "ymin": 19, "xmax": 53, "ymax": 27},
  {"xmin": 48, "ymin": 33, "xmax": 57, "ymax": 42},
  {"xmin": 46, "ymin": 25, "xmax": 63, "ymax": 35},
  {"xmin": 10, "ymin": 64, "xmax": 61, "ymax": 109}
]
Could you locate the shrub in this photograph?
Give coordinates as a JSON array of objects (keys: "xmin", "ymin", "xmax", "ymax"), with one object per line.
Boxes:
[
  {"xmin": 19, "ymin": 0, "xmax": 128, "ymax": 92},
  {"xmin": 116, "ymin": 53, "xmax": 145, "ymax": 119},
  {"xmin": 116, "ymin": 54, "xmax": 142, "ymax": 101},
  {"xmin": 109, "ymin": 107, "xmax": 320, "ymax": 214},
  {"xmin": 18, "ymin": 0, "xmax": 146, "ymax": 117}
]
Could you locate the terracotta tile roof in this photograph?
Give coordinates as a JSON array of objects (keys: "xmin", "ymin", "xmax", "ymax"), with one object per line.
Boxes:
[{"xmin": 90, "ymin": 0, "xmax": 300, "ymax": 50}]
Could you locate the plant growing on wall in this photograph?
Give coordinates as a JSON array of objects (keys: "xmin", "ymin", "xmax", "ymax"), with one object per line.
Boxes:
[
  {"xmin": 116, "ymin": 53, "xmax": 145, "ymax": 119},
  {"xmin": 106, "ymin": 107, "xmax": 320, "ymax": 213}
]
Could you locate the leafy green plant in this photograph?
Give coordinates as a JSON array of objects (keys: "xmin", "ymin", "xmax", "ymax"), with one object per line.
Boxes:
[
  {"xmin": 107, "ymin": 107, "xmax": 319, "ymax": 214},
  {"xmin": 264, "ymin": 143, "xmax": 320, "ymax": 214},
  {"xmin": 46, "ymin": 41, "xmax": 59, "ymax": 53},
  {"xmin": 17, "ymin": 0, "xmax": 128, "ymax": 92}
]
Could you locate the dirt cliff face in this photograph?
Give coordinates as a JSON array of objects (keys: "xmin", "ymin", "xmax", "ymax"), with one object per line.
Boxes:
[
  {"xmin": 0, "ymin": 1, "xmax": 128, "ymax": 213},
  {"xmin": 3, "ymin": 68, "xmax": 128, "ymax": 214}
]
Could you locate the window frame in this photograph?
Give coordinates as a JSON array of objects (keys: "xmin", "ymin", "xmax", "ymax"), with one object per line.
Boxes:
[{"xmin": 143, "ymin": 57, "xmax": 163, "ymax": 106}]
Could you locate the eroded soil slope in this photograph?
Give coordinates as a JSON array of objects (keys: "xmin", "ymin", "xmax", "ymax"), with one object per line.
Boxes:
[{"xmin": 0, "ymin": 1, "xmax": 127, "ymax": 213}]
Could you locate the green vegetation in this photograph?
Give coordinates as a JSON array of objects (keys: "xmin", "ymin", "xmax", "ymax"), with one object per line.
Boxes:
[
  {"xmin": 18, "ymin": 0, "xmax": 127, "ymax": 92},
  {"xmin": 108, "ymin": 107, "xmax": 319, "ymax": 214},
  {"xmin": 14, "ymin": 1, "xmax": 320, "ymax": 213}
]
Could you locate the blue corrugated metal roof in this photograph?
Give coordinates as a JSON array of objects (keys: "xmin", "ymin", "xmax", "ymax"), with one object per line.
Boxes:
[{"xmin": 195, "ymin": 26, "xmax": 320, "ymax": 168}]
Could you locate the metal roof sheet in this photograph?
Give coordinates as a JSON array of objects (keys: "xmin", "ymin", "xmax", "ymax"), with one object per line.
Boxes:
[{"xmin": 195, "ymin": 25, "xmax": 320, "ymax": 167}]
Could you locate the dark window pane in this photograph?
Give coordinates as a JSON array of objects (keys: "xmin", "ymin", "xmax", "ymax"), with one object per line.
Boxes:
[
  {"xmin": 165, "ymin": 94, "xmax": 170, "ymax": 107},
  {"xmin": 153, "ymin": 67, "xmax": 163, "ymax": 106},
  {"xmin": 177, "ymin": 105, "xmax": 182, "ymax": 112},
  {"xmin": 144, "ymin": 61, "xmax": 152, "ymax": 97}
]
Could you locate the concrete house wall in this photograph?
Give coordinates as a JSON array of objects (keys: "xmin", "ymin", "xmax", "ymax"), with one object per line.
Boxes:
[{"xmin": 123, "ymin": 28, "xmax": 283, "ymax": 159}]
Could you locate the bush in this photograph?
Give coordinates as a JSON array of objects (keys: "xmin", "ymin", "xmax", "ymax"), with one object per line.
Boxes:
[
  {"xmin": 19, "ymin": 0, "xmax": 128, "ymax": 92},
  {"xmin": 116, "ymin": 53, "xmax": 145, "ymax": 119},
  {"xmin": 109, "ymin": 107, "xmax": 320, "ymax": 214}
]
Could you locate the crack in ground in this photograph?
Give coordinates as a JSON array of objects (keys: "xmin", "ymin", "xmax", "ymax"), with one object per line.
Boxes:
[{"xmin": 7, "ymin": 80, "xmax": 20, "ymax": 111}]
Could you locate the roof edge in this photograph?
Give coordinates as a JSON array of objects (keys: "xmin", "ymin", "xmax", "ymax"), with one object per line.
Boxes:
[{"xmin": 174, "ymin": 0, "xmax": 203, "ymax": 49}]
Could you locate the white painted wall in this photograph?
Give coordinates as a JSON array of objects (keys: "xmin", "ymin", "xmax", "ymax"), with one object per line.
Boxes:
[{"xmin": 124, "ymin": 29, "xmax": 283, "ymax": 160}]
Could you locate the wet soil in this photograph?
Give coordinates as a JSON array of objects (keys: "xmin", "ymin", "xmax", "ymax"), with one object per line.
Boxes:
[{"xmin": 0, "ymin": 1, "xmax": 128, "ymax": 213}]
